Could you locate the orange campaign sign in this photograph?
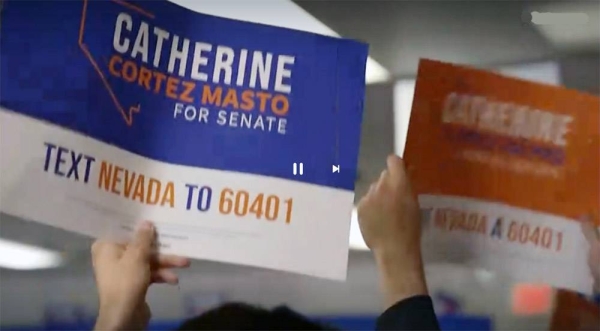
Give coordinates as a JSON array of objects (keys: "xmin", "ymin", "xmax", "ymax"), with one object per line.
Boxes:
[{"xmin": 405, "ymin": 59, "xmax": 599, "ymax": 294}]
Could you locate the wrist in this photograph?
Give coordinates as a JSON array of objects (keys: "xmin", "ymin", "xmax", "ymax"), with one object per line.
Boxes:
[
  {"xmin": 95, "ymin": 304, "xmax": 129, "ymax": 331},
  {"xmin": 373, "ymin": 244, "xmax": 422, "ymax": 269},
  {"xmin": 95, "ymin": 316, "xmax": 122, "ymax": 331},
  {"xmin": 374, "ymin": 247, "xmax": 428, "ymax": 309}
]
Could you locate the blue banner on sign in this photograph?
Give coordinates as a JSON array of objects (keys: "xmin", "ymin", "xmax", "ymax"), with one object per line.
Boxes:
[{"xmin": 0, "ymin": 0, "xmax": 367, "ymax": 190}]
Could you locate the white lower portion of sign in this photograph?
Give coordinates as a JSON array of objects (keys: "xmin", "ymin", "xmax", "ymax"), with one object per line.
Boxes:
[
  {"xmin": 419, "ymin": 194, "xmax": 595, "ymax": 294},
  {"xmin": 0, "ymin": 109, "xmax": 353, "ymax": 280}
]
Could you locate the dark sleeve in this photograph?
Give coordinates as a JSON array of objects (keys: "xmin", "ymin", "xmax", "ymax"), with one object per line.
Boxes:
[{"xmin": 376, "ymin": 295, "xmax": 440, "ymax": 331}]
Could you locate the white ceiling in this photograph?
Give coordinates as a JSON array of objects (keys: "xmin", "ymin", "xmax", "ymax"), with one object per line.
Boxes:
[{"xmin": 295, "ymin": 0, "xmax": 599, "ymax": 77}]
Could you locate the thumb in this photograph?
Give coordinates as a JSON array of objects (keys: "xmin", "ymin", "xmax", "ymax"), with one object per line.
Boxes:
[
  {"xmin": 386, "ymin": 154, "xmax": 406, "ymax": 185},
  {"xmin": 127, "ymin": 221, "xmax": 156, "ymax": 263}
]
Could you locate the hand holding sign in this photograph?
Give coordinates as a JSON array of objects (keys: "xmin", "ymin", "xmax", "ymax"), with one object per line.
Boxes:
[
  {"xmin": 357, "ymin": 155, "xmax": 428, "ymax": 309},
  {"xmin": 580, "ymin": 215, "xmax": 600, "ymax": 293},
  {"xmin": 357, "ymin": 155, "xmax": 420, "ymax": 253},
  {"xmin": 92, "ymin": 221, "xmax": 190, "ymax": 331}
]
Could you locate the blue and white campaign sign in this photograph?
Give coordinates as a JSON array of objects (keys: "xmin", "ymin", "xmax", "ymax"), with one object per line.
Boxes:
[{"xmin": 0, "ymin": 0, "xmax": 367, "ymax": 279}]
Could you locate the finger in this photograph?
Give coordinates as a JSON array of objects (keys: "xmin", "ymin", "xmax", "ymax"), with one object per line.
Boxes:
[
  {"xmin": 376, "ymin": 170, "xmax": 389, "ymax": 192},
  {"xmin": 154, "ymin": 254, "xmax": 191, "ymax": 269},
  {"xmin": 379, "ymin": 169, "xmax": 388, "ymax": 182},
  {"xmin": 386, "ymin": 154, "xmax": 406, "ymax": 184},
  {"xmin": 368, "ymin": 183, "xmax": 376, "ymax": 195},
  {"xmin": 127, "ymin": 221, "xmax": 156, "ymax": 263},
  {"xmin": 151, "ymin": 269, "xmax": 179, "ymax": 285},
  {"xmin": 580, "ymin": 215, "xmax": 600, "ymax": 245}
]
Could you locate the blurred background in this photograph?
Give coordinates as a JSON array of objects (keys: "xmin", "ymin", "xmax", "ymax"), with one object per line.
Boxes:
[{"xmin": 1, "ymin": 0, "xmax": 599, "ymax": 330}]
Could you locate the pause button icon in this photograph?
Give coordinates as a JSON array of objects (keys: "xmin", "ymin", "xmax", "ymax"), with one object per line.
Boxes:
[{"xmin": 293, "ymin": 163, "xmax": 304, "ymax": 175}]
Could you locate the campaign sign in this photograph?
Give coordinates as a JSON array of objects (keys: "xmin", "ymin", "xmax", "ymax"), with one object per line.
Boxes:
[
  {"xmin": 405, "ymin": 59, "xmax": 599, "ymax": 293},
  {"xmin": 0, "ymin": 0, "xmax": 368, "ymax": 279}
]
